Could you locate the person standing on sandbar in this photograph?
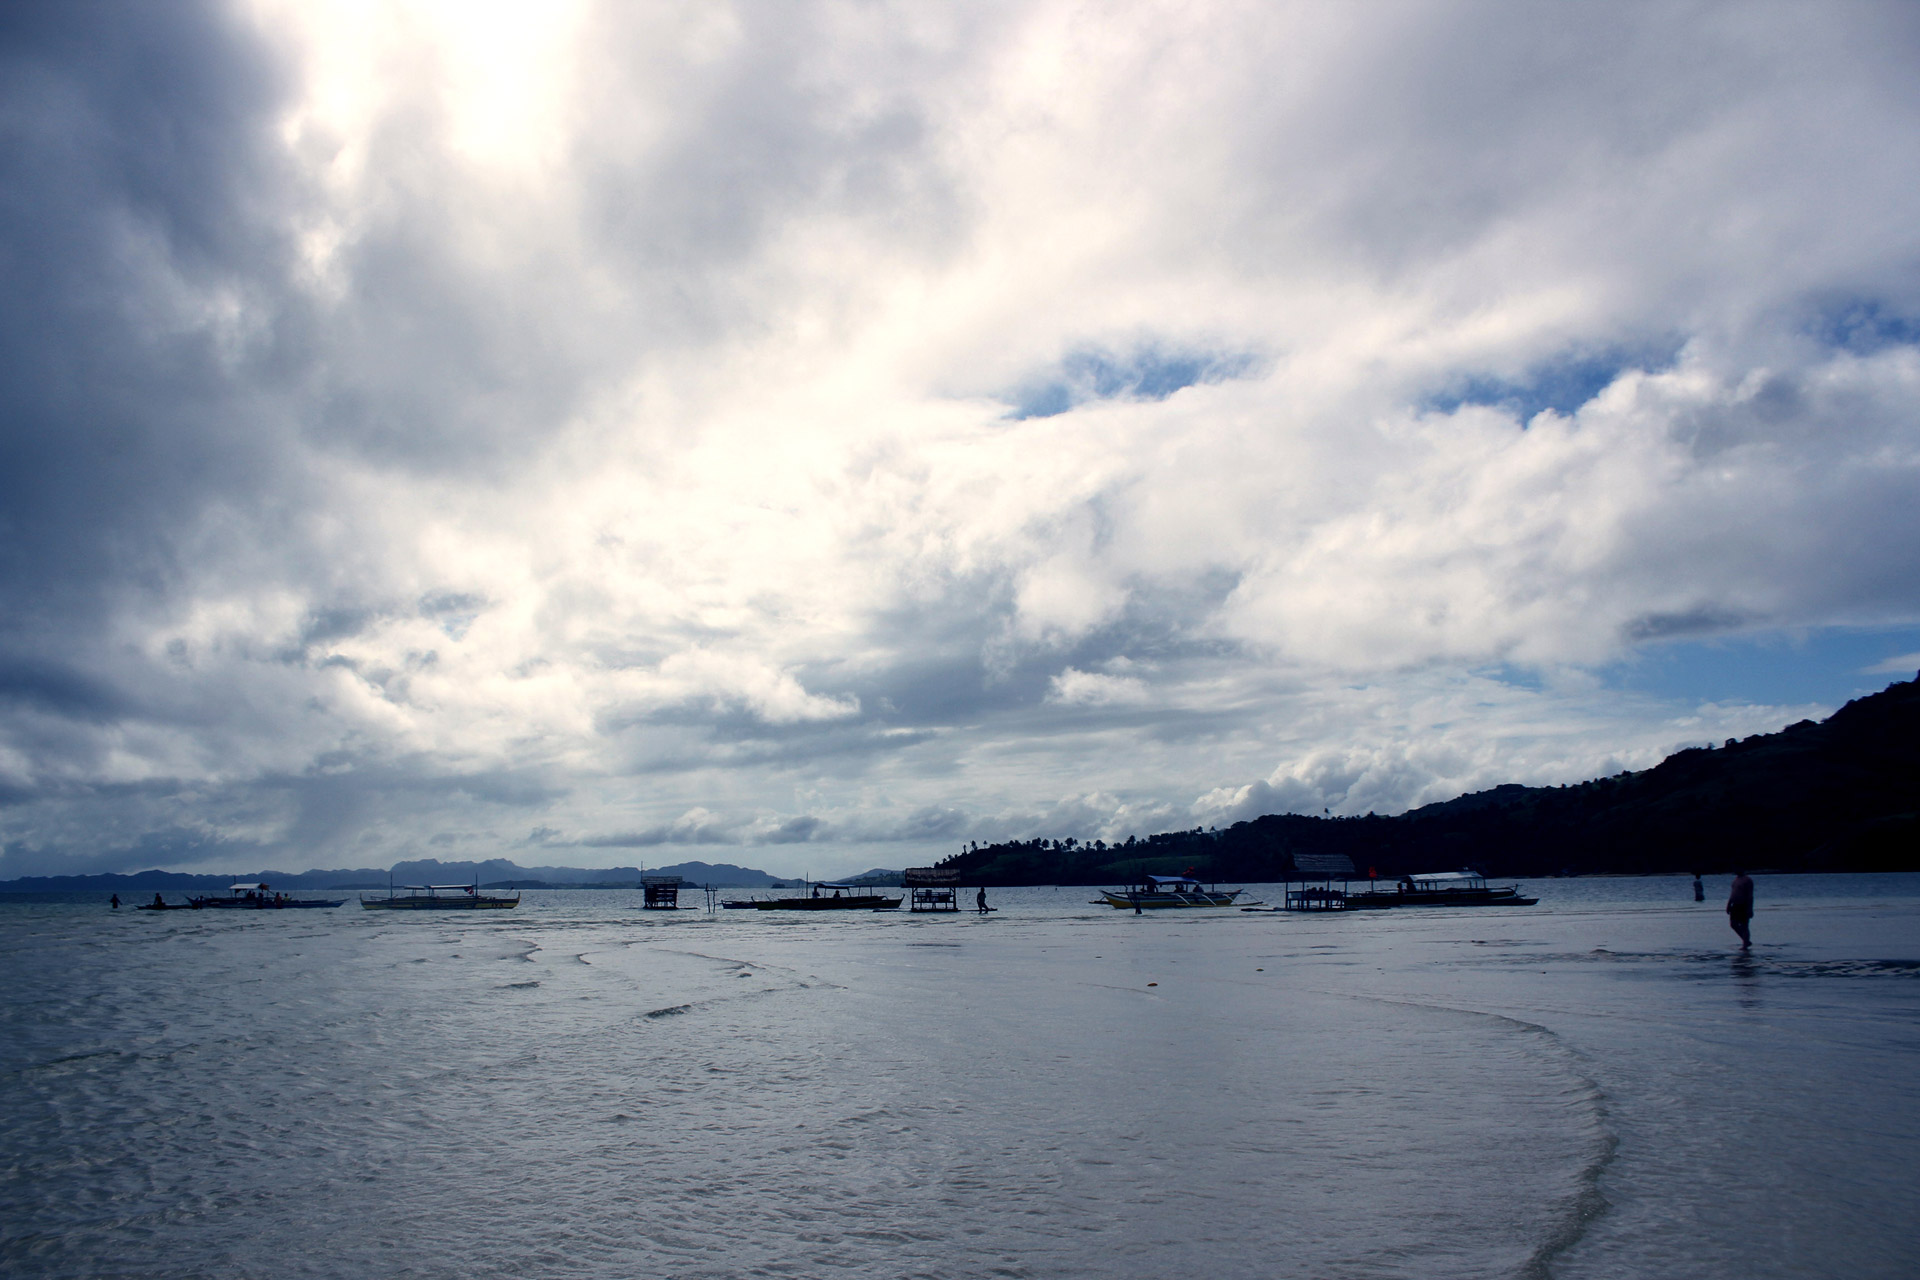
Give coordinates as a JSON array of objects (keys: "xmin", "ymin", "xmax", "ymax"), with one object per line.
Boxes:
[{"xmin": 1726, "ymin": 870, "xmax": 1754, "ymax": 949}]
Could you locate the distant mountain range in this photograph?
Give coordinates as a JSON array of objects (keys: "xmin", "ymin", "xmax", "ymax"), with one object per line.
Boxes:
[
  {"xmin": 940, "ymin": 675, "xmax": 1920, "ymax": 886},
  {"xmin": 12, "ymin": 678, "xmax": 1917, "ymax": 894},
  {"xmin": 0, "ymin": 859, "xmax": 792, "ymax": 894}
]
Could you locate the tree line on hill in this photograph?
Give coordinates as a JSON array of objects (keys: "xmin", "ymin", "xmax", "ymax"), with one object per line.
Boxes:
[{"xmin": 937, "ymin": 676, "xmax": 1920, "ymax": 887}]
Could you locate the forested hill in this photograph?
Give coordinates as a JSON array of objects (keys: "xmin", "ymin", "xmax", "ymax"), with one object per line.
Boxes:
[{"xmin": 939, "ymin": 676, "xmax": 1920, "ymax": 885}]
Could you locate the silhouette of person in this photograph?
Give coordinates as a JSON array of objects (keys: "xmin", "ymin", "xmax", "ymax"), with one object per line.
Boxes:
[
  {"xmin": 152, "ymin": 893, "xmax": 165, "ymax": 909},
  {"xmin": 110, "ymin": 894, "xmax": 120, "ymax": 909},
  {"xmin": 1726, "ymin": 870, "xmax": 1754, "ymax": 949},
  {"xmin": 975, "ymin": 887, "xmax": 988, "ymax": 914},
  {"xmin": 1692, "ymin": 873, "xmax": 1705, "ymax": 902}
]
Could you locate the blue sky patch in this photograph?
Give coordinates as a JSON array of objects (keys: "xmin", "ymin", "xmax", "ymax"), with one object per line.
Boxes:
[
  {"xmin": 1807, "ymin": 298, "xmax": 1920, "ymax": 355},
  {"xmin": 1599, "ymin": 625, "xmax": 1920, "ymax": 710},
  {"xmin": 1007, "ymin": 345, "xmax": 1259, "ymax": 419},
  {"xmin": 1425, "ymin": 339, "xmax": 1682, "ymax": 424}
]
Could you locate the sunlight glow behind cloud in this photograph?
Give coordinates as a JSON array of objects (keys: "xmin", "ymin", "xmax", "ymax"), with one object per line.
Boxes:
[{"xmin": 2, "ymin": 0, "xmax": 1917, "ymax": 876}]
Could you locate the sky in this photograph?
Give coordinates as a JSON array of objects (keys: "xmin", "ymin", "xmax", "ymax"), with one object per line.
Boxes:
[{"xmin": 3, "ymin": 0, "xmax": 1919, "ymax": 880}]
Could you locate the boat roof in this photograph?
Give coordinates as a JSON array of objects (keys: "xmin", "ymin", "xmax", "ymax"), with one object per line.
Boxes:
[
  {"xmin": 1409, "ymin": 870, "xmax": 1482, "ymax": 882},
  {"xmin": 229, "ymin": 883, "xmax": 270, "ymax": 891},
  {"xmin": 1144, "ymin": 874, "xmax": 1202, "ymax": 885},
  {"xmin": 816, "ymin": 882, "xmax": 879, "ymax": 891}
]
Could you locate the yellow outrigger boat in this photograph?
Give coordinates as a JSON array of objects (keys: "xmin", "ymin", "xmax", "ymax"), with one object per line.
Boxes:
[{"xmin": 1094, "ymin": 874, "xmax": 1243, "ymax": 909}]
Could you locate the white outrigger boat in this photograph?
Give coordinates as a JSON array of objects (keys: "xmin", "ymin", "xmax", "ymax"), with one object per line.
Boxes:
[
  {"xmin": 1344, "ymin": 870, "xmax": 1536, "ymax": 909},
  {"xmin": 1094, "ymin": 874, "xmax": 1244, "ymax": 909},
  {"xmin": 189, "ymin": 883, "xmax": 345, "ymax": 909},
  {"xmin": 360, "ymin": 883, "xmax": 521, "ymax": 910}
]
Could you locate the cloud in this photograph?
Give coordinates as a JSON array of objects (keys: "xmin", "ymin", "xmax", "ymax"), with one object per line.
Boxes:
[
  {"xmin": 1046, "ymin": 668, "xmax": 1150, "ymax": 707},
  {"xmin": 2, "ymin": 1, "xmax": 1918, "ymax": 877},
  {"xmin": 571, "ymin": 808, "xmax": 740, "ymax": 848},
  {"xmin": 1863, "ymin": 652, "xmax": 1920, "ymax": 676},
  {"xmin": 1005, "ymin": 343, "xmax": 1263, "ymax": 419}
]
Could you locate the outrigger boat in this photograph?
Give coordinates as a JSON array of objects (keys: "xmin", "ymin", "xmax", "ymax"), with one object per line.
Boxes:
[
  {"xmin": 135, "ymin": 894, "xmax": 199, "ymax": 911},
  {"xmin": 751, "ymin": 882, "xmax": 902, "ymax": 910},
  {"xmin": 189, "ymin": 883, "xmax": 345, "ymax": 909},
  {"xmin": 1344, "ymin": 870, "xmax": 1536, "ymax": 909},
  {"xmin": 1094, "ymin": 875, "xmax": 1244, "ymax": 909},
  {"xmin": 359, "ymin": 883, "xmax": 521, "ymax": 910}
]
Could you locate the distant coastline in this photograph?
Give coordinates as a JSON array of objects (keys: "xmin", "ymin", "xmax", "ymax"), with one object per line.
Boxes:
[
  {"xmin": 935, "ymin": 676, "xmax": 1920, "ymax": 887},
  {"xmin": 11, "ymin": 677, "xmax": 1916, "ymax": 895},
  {"xmin": 0, "ymin": 859, "xmax": 789, "ymax": 895}
]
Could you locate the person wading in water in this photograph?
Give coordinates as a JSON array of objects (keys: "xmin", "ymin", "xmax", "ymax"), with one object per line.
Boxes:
[{"xmin": 1726, "ymin": 870, "xmax": 1755, "ymax": 949}]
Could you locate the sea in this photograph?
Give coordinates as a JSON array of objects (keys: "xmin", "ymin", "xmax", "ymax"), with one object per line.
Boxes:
[{"xmin": 2, "ymin": 874, "xmax": 1916, "ymax": 1279}]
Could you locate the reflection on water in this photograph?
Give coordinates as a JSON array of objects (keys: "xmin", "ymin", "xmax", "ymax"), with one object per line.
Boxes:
[{"xmin": 1728, "ymin": 950, "xmax": 1762, "ymax": 1008}]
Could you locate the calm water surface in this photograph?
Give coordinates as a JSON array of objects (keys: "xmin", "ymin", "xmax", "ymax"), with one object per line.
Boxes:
[{"xmin": 2, "ymin": 875, "xmax": 1916, "ymax": 1278}]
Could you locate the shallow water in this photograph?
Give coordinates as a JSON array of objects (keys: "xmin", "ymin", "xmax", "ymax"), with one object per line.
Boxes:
[{"xmin": 2, "ymin": 875, "xmax": 1916, "ymax": 1278}]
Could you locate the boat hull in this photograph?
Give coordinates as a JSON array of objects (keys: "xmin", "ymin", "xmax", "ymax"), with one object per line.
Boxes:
[
  {"xmin": 360, "ymin": 898, "xmax": 519, "ymax": 910},
  {"xmin": 1344, "ymin": 888, "xmax": 1536, "ymax": 909},
  {"xmin": 1095, "ymin": 890, "xmax": 1242, "ymax": 909},
  {"xmin": 751, "ymin": 895, "xmax": 902, "ymax": 910}
]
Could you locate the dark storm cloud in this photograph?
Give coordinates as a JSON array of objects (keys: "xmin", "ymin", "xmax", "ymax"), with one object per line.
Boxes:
[
  {"xmin": 573, "ymin": 815, "xmax": 740, "ymax": 848},
  {"xmin": 0, "ymin": 658, "xmax": 131, "ymax": 723},
  {"xmin": 761, "ymin": 815, "xmax": 825, "ymax": 844},
  {"xmin": 0, "ymin": 1, "xmax": 298, "ymax": 633},
  {"xmin": 1624, "ymin": 609, "xmax": 1758, "ymax": 644},
  {"xmin": 0, "ymin": 823, "xmax": 267, "ymax": 879},
  {"xmin": 0, "ymin": 749, "xmax": 575, "ymax": 878}
]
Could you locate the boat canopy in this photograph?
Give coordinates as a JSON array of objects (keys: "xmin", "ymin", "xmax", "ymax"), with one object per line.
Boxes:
[
  {"xmin": 1409, "ymin": 871, "xmax": 1483, "ymax": 883},
  {"xmin": 1145, "ymin": 875, "xmax": 1202, "ymax": 886},
  {"xmin": 815, "ymin": 883, "xmax": 873, "ymax": 891},
  {"xmin": 229, "ymin": 883, "xmax": 270, "ymax": 891}
]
